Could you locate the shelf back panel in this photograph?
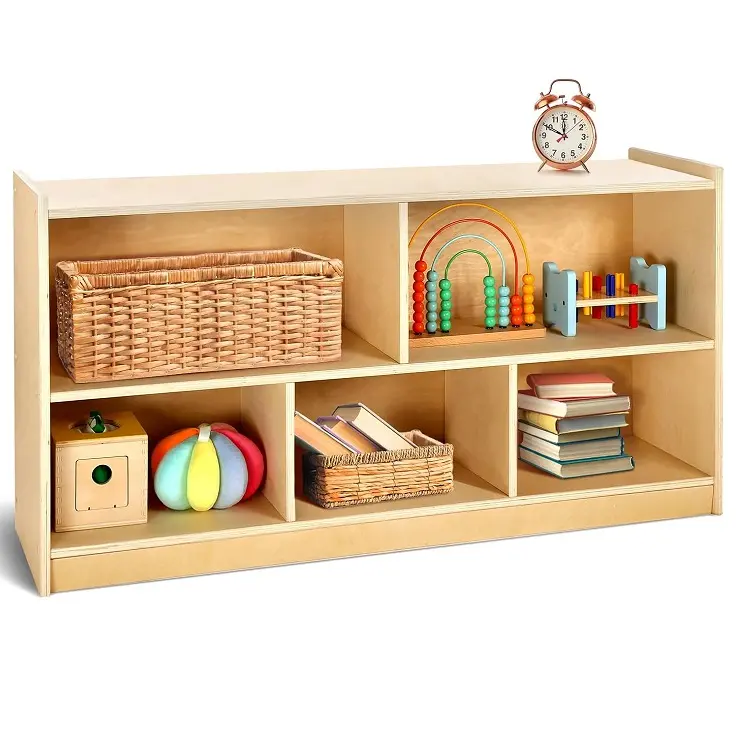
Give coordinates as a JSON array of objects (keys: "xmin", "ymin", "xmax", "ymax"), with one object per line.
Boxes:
[{"xmin": 408, "ymin": 193, "xmax": 633, "ymax": 325}]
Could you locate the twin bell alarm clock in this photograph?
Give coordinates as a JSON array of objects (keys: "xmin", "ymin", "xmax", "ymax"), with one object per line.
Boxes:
[{"xmin": 533, "ymin": 78, "xmax": 597, "ymax": 172}]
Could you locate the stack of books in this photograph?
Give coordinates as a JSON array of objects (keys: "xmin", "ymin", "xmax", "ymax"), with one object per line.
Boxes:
[
  {"xmin": 294, "ymin": 403, "xmax": 415, "ymax": 455},
  {"xmin": 518, "ymin": 373, "xmax": 635, "ymax": 479}
]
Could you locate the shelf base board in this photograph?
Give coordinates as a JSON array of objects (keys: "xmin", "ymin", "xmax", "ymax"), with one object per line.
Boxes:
[
  {"xmin": 409, "ymin": 320, "xmax": 546, "ymax": 348},
  {"xmin": 50, "ymin": 485, "xmax": 713, "ymax": 593}
]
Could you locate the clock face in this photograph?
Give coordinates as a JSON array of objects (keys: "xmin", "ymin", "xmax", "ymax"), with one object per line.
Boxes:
[{"xmin": 534, "ymin": 105, "xmax": 595, "ymax": 167}]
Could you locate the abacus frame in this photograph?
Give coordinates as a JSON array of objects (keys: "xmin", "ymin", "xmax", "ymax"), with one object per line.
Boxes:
[{"xmin": 13, "ymin": 148, "xmax": 723, "ymax": 595}]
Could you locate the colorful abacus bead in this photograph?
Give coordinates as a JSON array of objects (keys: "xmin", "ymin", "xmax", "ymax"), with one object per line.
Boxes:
[
  {"xmin": 439, "ymin": 278, "xmax": 452, "ymax": 333},
  {"xmin": 497, "ymin": 285, "xmax": 510, "ymax": 328},
  {"xmin": 483, "ymin": 276, "xmax": 497, "ymax": 329},
  {"xmin": 510, "ymin": 294, "xmax": 523, "ymax": 327},
  {"xmin": 521, "ymin": 273, "xmax": 536, "ymax": 326},
  {"xmin": 411, "ymin": 260, "xmax": 429, "ymax": 334}
]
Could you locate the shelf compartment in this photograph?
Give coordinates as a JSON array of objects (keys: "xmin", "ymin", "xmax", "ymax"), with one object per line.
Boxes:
[
  {"xmin": 48, "ymin": 201, "xmax": 407, "ymax": 398},
  {"xmin": 295, "ymin": 367, "xmax": 516, "ymax": 508},
  {"xmin": 514, "ymin": 349, "xmax": 718, "ymax": 500},
  {"xmin": 49, "ymin": 382, "xmax": 295, "ymax": 556}
]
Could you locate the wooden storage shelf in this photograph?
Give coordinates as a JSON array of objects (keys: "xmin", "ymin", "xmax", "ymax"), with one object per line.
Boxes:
[{"xmin": 14, "ymin": 148, "xmax": 723, "ymax": 595}]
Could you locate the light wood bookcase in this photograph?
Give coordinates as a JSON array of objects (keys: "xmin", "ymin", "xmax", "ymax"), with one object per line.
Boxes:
[{"xmin": 13, "ymin": 148, "xmax": 723, "ymax": 596}]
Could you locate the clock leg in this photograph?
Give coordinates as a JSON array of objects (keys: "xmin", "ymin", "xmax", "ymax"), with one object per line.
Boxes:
[
  {"xmin": 537, "ymin": 160, "xmax": 548, "ymax": 172},
  {"xmin": 581, "ymin": 162, "xmax": 590, "ymax": 173}
]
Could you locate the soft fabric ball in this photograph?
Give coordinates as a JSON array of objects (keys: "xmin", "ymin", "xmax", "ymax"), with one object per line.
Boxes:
[{"xmin": 152, "ymin": 423, "xmax": 264, "ymax": 511}]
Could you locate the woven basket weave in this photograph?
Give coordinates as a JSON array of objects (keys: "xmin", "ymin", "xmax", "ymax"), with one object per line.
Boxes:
[
  {"xmin": 55, "ymin": 248, "xmax": 343, "ymax": 383},
  {"xmin": 303, "ymin": 431, "xmax": 453, "ymax": 508}
]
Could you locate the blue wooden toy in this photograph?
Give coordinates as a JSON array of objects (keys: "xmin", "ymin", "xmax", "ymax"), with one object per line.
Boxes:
[{"xmin": 543, "ymin": 256, "xmax": 667, "ymax": 337}]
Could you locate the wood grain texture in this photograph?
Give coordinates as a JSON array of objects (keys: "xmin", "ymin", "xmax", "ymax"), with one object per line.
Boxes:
[
  {"xmin": 296, "ymin": 371, "xmax": 446, "ymax": 442},
  {"xmin": 38, "ymin": 159, "xmax": 713, "ymax": 219},
  {"xmin": 630, "ymin": 147, "xmax": 722, "ymax": 513},
  {"xmin": 343, "ymin": 203, "xmax": 407, "ymax": 363},
  {"xmin": 50, "ymin": 486, "xmax": 713, "ymax": 592},
  {"xmin": 445, "ymin": 367, "xmax": 515, "ymax": 495},
  {"xmin": 50, "ymin": 321, "xmax": 713, "ymax": 403},
  {"xmin": 409, "ymin": 321, "xmax": 546, "ymax": 348},
  {"xmin": 51, "ymin": 497, "xmax": 286, "ymax": 558},
  {"xmin": 51, "ymin": 388, "xmax": 242, "ymax": 446},
  {"xmin": 632, "ymin": 350, "xmax": 716, "ymax": 479},
  {"xmin": 408, "ymin": 193, "xmax": 633, "ymax": 322},
  {"xmin": 13, "ymin": 173, "xmax": 51, "ymax": 596},
  {"xmin": 240, "ymin": 383, "xmax": 295, "ymax": 521},
  {"xmin": 517, "ymin": 437, "xmax": 711, "ymax": 499}
]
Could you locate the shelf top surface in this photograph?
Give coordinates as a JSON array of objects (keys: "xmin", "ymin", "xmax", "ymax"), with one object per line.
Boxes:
[{"xmin": 34, "ymin": 156, "xmax": 714, "ymax": 219}]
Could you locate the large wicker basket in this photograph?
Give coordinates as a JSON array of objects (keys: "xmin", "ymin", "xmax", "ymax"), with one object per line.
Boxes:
[
  {"xmin": 302, "ymin": 431, "xmax": 453, "ymax": 508},
  {"xmin": 55, "ymin": 248, "xmax": 343, "ymax": 383}
]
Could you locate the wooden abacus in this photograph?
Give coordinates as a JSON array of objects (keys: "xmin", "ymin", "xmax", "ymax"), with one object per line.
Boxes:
[
  {"xmin": 409, "ymin": 203, "xmax": 546, "ymax": 348},
  {"xmin": 543, "ymin": 256, "xmax": 667, "ymax": 337}
]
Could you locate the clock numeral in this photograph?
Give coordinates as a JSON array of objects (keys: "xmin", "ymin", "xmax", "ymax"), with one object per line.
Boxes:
[
  {"xmin": 544, "ymin": 142, "xmax": 549, "ymax": 149},
  {"xmin": 574, "ymin": 116, "xmax": 578, "ymax": 124},
  {"xmin": 561, "ymin": 152, "xmax": 566, "ymax": 159},
  {"xmin": 552, "ymin": 149, "xmax": 557, "ymax": 156},
  {"xmin": 578, "ymin": 143, "xmax": 583, "ymax": 149},
  {"xmin": 552, "ymin": 115, "xmax": 559, "ymax": 123},
  {"xmin": 570, "ymin": 150, "xmax": 575, "ymax": 158},
  {"xmin": 581, "ymin": 133, "xmax": 587, "ymax": 140},
  {"xmin": 579, "ymin": 123, "xmax": 585, "ymax": 130},
  {"xmin": 560, "ymin": 112, "xmax": 568, "ymax": 120}
]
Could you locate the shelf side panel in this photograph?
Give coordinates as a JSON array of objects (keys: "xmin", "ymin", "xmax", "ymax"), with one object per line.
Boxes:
[
  {"xmin": 630, "ymin": 148, "xmax": 722, "ymax": 513},
  {"xmin": 445, "ymin": 366, "xmax": 514, "ymax": 496},
  {"xmin": 342, "ymin": 203, "xmax": 408, "ymax": 363},
  {"xmin": 14, "ymin": 173, "xmax": 51, "ymax": 596},
  {"xmin": 241, "ymin": 383, "xmax": 295, "ymax": 521}
]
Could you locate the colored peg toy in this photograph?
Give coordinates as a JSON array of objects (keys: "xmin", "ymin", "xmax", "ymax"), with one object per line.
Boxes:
[
  {"xmin": 629, "ymin": 283, "xmax": 639, "ymax": 328},
  {"xmin": 592, "ymin": 275, "xmax": 603, "ymax": 320},
  {"xmin": 582, "ymin": 270, "xmax": 592, "ymax": 315},
  {"xmin": 605, "ymin": 274, "xmax": 616, "ymax": 318},
  {"xmin": 616, "ymin": 272, "xmax": 626, "ymax": 316},
  {"xmin": 543, "ymin": 257, "xmax": 667, "ymax": 337}
]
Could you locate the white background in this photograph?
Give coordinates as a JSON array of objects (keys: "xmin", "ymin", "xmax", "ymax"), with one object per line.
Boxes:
[{"xmin": 0, "ymin": 3, "xmax": 745, "ymax": 748}]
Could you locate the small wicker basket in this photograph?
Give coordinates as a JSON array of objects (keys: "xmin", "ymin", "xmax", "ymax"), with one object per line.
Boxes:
[
  {"xmin": 55, "ymin": 248, "xmax": 343, "ymax": 383},
  {"xmin": 302, "ymin": 431, "xmax": 453, "ymax": 508}
]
